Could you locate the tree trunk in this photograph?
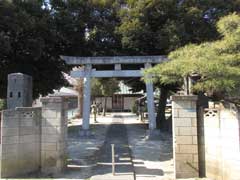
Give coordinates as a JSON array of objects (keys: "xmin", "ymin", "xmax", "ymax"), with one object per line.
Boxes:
[
  {"xmin": 156, "ymin": 87, "xmax": 169, "ymax": 130},
  {"xmin": 103, "ymin": 96, "xmax": 107, "ymax": 116}
]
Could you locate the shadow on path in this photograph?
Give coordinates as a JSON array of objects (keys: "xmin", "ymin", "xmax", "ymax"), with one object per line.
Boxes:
[{"xmin": 91, "ymin": 115, "xmax": 134, "ymax": 178}]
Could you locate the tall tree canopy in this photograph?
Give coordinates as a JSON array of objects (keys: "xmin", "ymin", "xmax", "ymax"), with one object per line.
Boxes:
[
  {"xmin": 0, "ymin": 0, "xmax": 68, "ymax": 98},
  {"xmin": 117, "ymin": 0, "xmax": 240, "ymax": 91},
  {"xmin": 118, "ymin": 0, "xmax": 240, "ymax": 55},
  {"xmin": 50, "ymin": 0, "xmax": 124, "ymax": 56},
  {"xmin": 0, "ymin": 0, "xmax": 239, "ymax": 106},
  {"xmin": 118, "ymin": 0, "xmax": 240, "ymax": 129},
  {"xmin": 146, "ymin": 13, "xmax": 240, "ymax": 104},
  {"xmin": 0, "ymin": 0, "xmax": 123, "ymax": 99}
]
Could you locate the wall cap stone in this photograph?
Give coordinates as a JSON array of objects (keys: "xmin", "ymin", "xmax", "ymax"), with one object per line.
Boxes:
[
  {"xmin": 16, "ymin": 107, "xmax": 42, "ymax": 111},
  {"xmin": 41, "ymin": 97, "xmax": 63, "ymax": 103},
  {"xmin": 171, "ymin": 95, "xmax": 198, "ymax": 101}
]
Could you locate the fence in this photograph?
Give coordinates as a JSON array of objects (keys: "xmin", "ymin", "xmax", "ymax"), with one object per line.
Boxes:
[
  {"xmin": 0, "ymin": 107, "xmax": 42, "ymax": 177},
  {"xmin": 199, "ymin": 104, "xmax": 240, "ymax": 180},
  {"xmin": 0, "ymin": 96, "xmax": 68, "ymax": 178}
]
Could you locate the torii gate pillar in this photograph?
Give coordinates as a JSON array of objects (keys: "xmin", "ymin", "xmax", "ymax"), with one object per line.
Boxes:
[
  {"xmin": 145, "ymin": 63, "xmax": 156, "ymax": 131},
  {"xmin": 81, "ymin": 64, "xmax": 92, "ymax": 136}
]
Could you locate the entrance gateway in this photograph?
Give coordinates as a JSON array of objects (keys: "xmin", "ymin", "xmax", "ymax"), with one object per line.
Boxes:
[
  {"xmin": 61, "ymin": 55, "xmax": 167, "ymax": 135},
  {"xmin": 0, "ymin": 57, "xmax": 200, "ymax": 179}
]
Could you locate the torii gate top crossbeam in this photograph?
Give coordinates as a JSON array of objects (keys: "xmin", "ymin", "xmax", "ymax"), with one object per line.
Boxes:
[{"xmin": 61, "ymin": 55, "xmax": 167, "ymax": 65}]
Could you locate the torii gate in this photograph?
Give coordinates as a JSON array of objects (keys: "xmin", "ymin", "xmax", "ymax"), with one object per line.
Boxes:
[{"xmin": 61, "ymin": 56, "xmax": 167, "ymax": 135}]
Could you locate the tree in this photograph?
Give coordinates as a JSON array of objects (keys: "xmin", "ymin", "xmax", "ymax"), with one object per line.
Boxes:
[
  {"xmin": 117, "ymin": 0, "xmax": 240, "ymax": 129},
  {"xmin": 146, "ymin": 13, "xmax": 240, "ymax": 105},
  {"xmin": 0, "ymin": 0, "xmax": 69, "ymax": 98},
  {"xmin": 50, "ymin": 0, "xmax": 92, "ymax": 56},
  {"xmin": 50, "ymin": 0, "xmax": 124, "ymax": 56},
  {"xmin": 118, "ymin": 0, "xmax": 240, "ymax": 55},
  {"xmin": 86, "ymin": 0, "xmax": 125, "ymax": 56}
]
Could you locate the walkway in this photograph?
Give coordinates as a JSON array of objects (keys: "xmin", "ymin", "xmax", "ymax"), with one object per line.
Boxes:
[
  {"xmin": 124, "ymin": 114, "xmax": 174, "ymax": 180},
  {"xmin": 65, "ymin": 113, "xmax": 135, "ymax": 180},
  {"xmin": 65, "ymin": 113, "xmax": 209, "ymax": 180},
  {"xmin": 91, "ymin": 115, "xmax": 134, "ymax": 180},
  {"xmin": 65, "ymin": 113, "xmax": 175, "ymax": 179}
]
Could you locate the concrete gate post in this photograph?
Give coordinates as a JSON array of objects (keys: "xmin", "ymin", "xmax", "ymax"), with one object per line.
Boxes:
[
  {"xmin": 41, "ymin": 96, "xmax": 68, "ymax": 176},
  {"xmin": 171, "ymin": 95, "xmax": 199, "ymax": 178}
]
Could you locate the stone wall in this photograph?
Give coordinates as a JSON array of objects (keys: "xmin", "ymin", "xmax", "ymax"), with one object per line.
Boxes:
[
  {"xmin": 171, "ymin": 95, "xmax": 199, "ymax": 178},
  {"xmin": 0, "ymin": 107, "xmax": 41, "ymax": 178},
  {"xmin": 41, "ymin": 97, "xmax": 68, "ymax": 176},
  {"xmin": 203, "ymin": 107, "xmax": 240, "ymax": 180}
]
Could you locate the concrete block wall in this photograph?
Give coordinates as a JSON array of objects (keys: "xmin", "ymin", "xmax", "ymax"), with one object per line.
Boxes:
[
  {"xmin": 203, "ymin": 107, "xmax": 240, "ymax": 180},
  {"xmin": 0, "ymin": 107, "xmax": 41, "ymax": 178},
  {"xmin": 171, "ymin": 95, "xmax": 199, "ymax": 178},
  {"xmin": 41, "ymin": 97, "xmax": 68, "ymax": 176}
]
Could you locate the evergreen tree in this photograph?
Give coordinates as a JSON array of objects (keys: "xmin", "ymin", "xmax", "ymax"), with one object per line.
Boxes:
[
  {"xmin": 146, "ymin": 13, "xmax": 240, "ymax": 104},
  {"xmin": 118, "ymin": 0, "xmax": 240, "ymax": 129},
  {"xmin": 0, "ymin": 0, "xmax": 68, "ymax": 98}
]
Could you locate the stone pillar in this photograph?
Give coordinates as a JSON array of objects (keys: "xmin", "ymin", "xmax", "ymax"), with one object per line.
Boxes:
[
  {"xmin": 7, "ymin": 73, "xmax": 33, "ymax": 109},
  {"xmin": 81, "ymin": 64, "xmax": 92, "ymax": 135},
  {"xmin": 171, "ymin": 95, "xmax": 199, "ymax": 178},
  {"xmin": 144, "ymin": 63, "xmax": 156, "ymax": 131},
  {"xmin": 41, "ymin": 97, "xmax": 68, "ymax": 176}
]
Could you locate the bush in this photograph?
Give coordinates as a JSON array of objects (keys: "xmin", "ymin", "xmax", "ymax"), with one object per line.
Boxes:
[
  {"xmin": 131, "ymin": 103, "xmax": 138, "ymax": 114},
  {"xmin": 0, "ymin": 99, "xmax": 6, "ymax": 110}
]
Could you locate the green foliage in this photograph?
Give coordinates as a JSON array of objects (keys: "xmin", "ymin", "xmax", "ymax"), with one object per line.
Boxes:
[
  {"xmin": 0, "ymin": 99, "xmax": 6, "ymax": 110},
  {"xmin": 217, "ymin": 13, "xmax": 240, "ymax": 36},
  {"xmin": 131, "ymin": 102, "xmax": 137, "ymax": 114},
  {"xmin": 0, "ymin": 0, "xmax": 69, "ymax": 98},
  {"xmin": 91, "ymin": 78, "xmax": 120, "ymax": 97},
  {"xmin": 0, "ymin": 0, "xmax": 125, "ymax": 98},
  {"xmin": 51, "ymin": 0, "xmax": 125, "ymax": 56},
  {"xmin": 91, "ymin": 78, "xmax": 103, "ymax": 97},
  {"xmin": 117, "ymin": 0, "xmax": 240, "ymax": 96},
  {"xmin": 117, "ymin": 0, "xmax": 240, "ymax": 55},
  {"xmin": 146, "ymin": 13, "xmax": 240, "ymax": 102},
  {"xmin": 1, "ymin": 0, "xmax": 239, "ymax": 100}
]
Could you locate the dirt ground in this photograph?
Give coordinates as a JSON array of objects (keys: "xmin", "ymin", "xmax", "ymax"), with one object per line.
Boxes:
[{"xmin": 64, "ymin": 113, "xmax": 211, "ymax": 180}]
